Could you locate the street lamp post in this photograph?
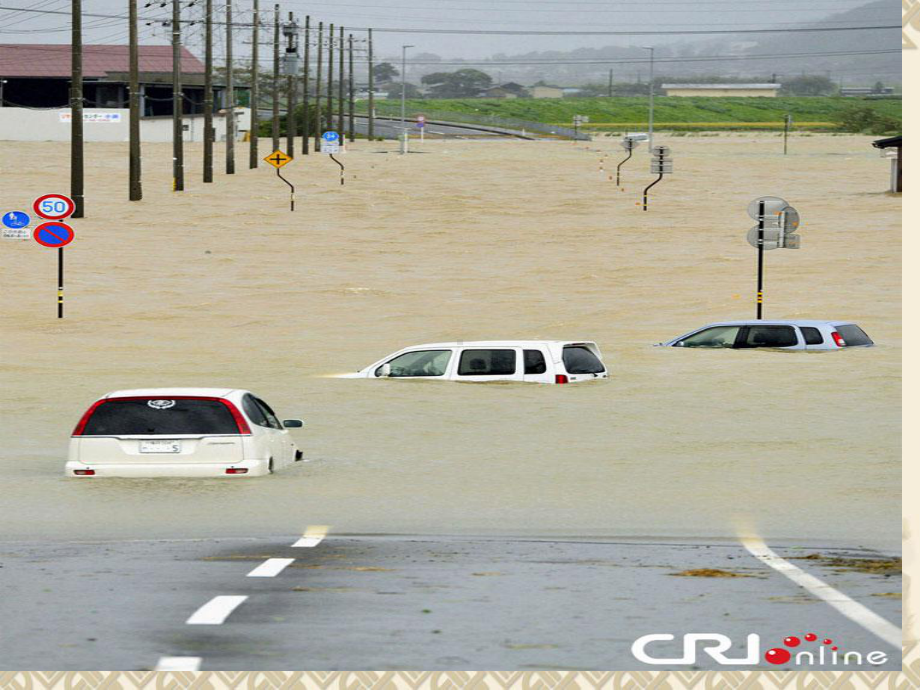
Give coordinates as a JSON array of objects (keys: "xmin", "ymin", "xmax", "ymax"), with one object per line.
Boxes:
[
  {"xmin": 643, "ymin": 46, "xmax": 655, "ymax": 151},
  {"xmin": 401, "ymin": 44, "xmax": 414, "ymax": 128}
]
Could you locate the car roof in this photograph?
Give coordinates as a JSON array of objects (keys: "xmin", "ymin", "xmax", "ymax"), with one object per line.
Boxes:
[
  {"xmin": 102, "ymin": 387, "xmax": 240, "ymax": 399},
  {"xmin": 396, "ymin": 340, "xmax": 595, "ymax": 348},
  {"xmin": 693, "ymin": 320, "xmax": 855, "ymax": 327}
]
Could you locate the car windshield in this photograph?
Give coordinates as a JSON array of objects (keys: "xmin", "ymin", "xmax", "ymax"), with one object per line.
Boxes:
[
  {"xmin": 836, "ymin": 324, "xmax": 873, "ymax": 346},
  {"xmin": 562, "ymin": 346, "xmax": 605, "ymax": 374},
  {"xmin": 377, "ymin": 350, "xmax": 451, "ymax": 377},
  {"xmin": 676, "ymin": 326, "xmax": 739, "ymax": 348},
  {"xmin": 82, "ymin": 398, "xmax": 239, "ymax": 435}
]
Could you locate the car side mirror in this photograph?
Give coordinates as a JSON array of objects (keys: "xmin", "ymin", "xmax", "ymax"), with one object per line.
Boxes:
[
  {"xmin": 283, "ymin": 419, "xmax": 304, "ymax": 428},
  {"xmin": 380, "ymin": 363, "xmax": 391, "ymax": 377}
]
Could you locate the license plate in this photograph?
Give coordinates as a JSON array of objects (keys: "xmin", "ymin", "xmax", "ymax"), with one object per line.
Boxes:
[{"xmin": 140, "ymin": 440, "xmax": 181, "ymax": 453}]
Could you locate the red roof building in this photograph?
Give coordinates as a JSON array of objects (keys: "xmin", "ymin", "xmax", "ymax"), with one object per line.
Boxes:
[{"xmin": 0, "ymin": 44, "xmax": 237, "ymax": 116}]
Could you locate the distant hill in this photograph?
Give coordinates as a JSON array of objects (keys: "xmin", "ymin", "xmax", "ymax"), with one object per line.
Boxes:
[{"xmin": 428, "ymin": 0, "xmax": 901, "ymax": 88}]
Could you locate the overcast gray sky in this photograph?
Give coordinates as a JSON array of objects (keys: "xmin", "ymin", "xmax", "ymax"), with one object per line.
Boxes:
[{"xmin": 0, "ymin": 0, "xmax": 898, "ymax": 81}]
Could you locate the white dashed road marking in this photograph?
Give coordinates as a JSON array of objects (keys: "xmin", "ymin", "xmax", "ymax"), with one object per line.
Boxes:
[
  {"xmin": 247, "ymin": 557, "xmax": 295, "ymax": 577},
  {"xmin": 293, "ymin": 525, "xmax": 328, "ymax": 547},
  {"xmin": 742, "ymin": 535, "xmax": 901, "ymax": 648},
  {"xmin": 154, "ymin": 656, "xmax": 202, "ymax": 671},
  {"xmin": 186, "ymin": 595, "xmax": 248, "ymax": 625}
]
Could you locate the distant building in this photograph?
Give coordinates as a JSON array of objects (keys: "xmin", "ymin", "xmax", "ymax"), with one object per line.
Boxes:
[
  {"xmin": 872, "ymin": 135, "xmax": 902, "ymax": 192},
  {"xmin": 530, "ymin": 85, "xmax": 564, "ymax": 99},
  {"xmin": 661, "ymin": 83, "xmax": 781, "ymax": 97},
  {"xmin": 480, "ymin": 86, "xmax": 518, "ymax": 99},
  {"xmin": 0, "ymin": 43, "xmax": 243, "ymax": 115},
  {"xmin": 840, "ymin": 86, "xmax": 895, "ymax": 97}
]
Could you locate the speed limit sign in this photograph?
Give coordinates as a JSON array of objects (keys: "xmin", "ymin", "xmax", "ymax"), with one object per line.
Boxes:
[{"xmin": 33, "ymin": 193, "xmax": 75, "ymax": 220}]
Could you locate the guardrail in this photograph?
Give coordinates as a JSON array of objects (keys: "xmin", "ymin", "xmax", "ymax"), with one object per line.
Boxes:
[{"xmin": 358, "ymin": 104, "xmax": 592, "ymax": 141}]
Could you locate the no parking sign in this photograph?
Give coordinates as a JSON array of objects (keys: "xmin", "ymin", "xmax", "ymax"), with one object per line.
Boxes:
[{"xmin": 31, "ymin": 193, "xmax": 75, "ymax": 319}]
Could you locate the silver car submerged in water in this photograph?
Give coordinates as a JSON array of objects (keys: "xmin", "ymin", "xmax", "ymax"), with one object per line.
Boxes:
[{"xmin": 659, "ymin": 320, "xmax": 874, "ymax": 350}]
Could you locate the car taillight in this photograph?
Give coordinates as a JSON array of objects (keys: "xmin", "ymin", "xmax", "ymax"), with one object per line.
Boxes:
[
  {"xmin": 72, "ymin": 399, "xmax": 107, "ymax": 436},
  {"xmin": 225, "ymin": 468, "xmax": 248, "ymax": 474},
  {"xmin": 555, "ymin": 375, "xmax": 569, "ymax": 384},
  {"xmin": 831, "ymin": 331, "xmax": 846, "ymax": 347},
  {"xmin": 220, "ymin": 400, "xmax": 252, "ymax": 435},
  {"xmin": 74, "ymin": 469, "xmax": 95, "ymax": 476}
]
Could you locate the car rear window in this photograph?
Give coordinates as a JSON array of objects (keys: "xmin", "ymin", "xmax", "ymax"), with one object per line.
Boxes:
[
  {"xmin": 458, "ymin": 349, "xmax": 516, "ymax": 376},
  {"xmin": 82, "ymin": 398, "xmax": 240, "ymax": 436},
  {"xmin": 562, "ymin": 345, "xmax": 605, "ymax": 374},
  {"xmin": 800, "ymin": 327, "xmax": 824, "ymax": 345},
  {"xmin": 836, "ymin": 324, "xmax": 873, "ymax": 346},
  {"xmin": 741, "ymin": 325, "xmax": 798, "ymax": 348}
]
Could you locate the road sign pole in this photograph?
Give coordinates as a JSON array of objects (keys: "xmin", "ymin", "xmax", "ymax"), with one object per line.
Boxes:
[
  {"xmin": 330, "ymin": 153, "xmax": 344, "ymax": 185},
  {"xmin": 642, "ymin": 173, "xmax": 662, "ymax": 211},
  {"xmin": 616, "ymin": 147, "xmax": 633, "ymax": 187},
  {"xmin": 756, "ymin": 199, "xmax": 765, "ymax": 320},
  {"xmin": 58, "ymin": 247, "xmax": 64, "ymax": 319},
  {"xmin": 276, "ymin": 167, "xmax": 294, "ymax": 211}
]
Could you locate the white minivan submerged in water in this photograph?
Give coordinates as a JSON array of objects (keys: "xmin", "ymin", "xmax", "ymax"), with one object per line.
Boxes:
[
  {"xmin": 66, "ymin": 388, "xmax": 304, "ymax": 477},
  {"xmin": 340, "ymin": 341, "xmax": 608, "ymax": 383}
]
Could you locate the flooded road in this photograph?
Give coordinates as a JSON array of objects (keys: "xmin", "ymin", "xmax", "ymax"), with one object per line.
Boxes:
[{"xmin": 0, "ymin": 133, "xmax": 900, "ymax": 548}]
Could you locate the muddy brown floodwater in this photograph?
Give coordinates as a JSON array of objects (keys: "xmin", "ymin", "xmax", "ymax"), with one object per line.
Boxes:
[{"xmin": 0, "ymin": 133, "xmax": 900, "ymax": 548}]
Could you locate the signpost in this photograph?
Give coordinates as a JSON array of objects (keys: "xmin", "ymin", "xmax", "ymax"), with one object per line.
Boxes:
[
  {"xmin": 322, "ymin": 131, "xmax": 345, "ymax": 186},
  {"xmin": 616, "ymin": 136, "xmax": 638, "ymax": 187},
  {"xmin": 2, "ymin": 210, "xmax": 30, "ymax": 239},
  {"xmin": 783, "ymin": 114, "xmax": 793, "ymax": 155},
  {"xmin": 263, "ymin": 149, "xmax": 295, "ymax": 211},
  {"xmin": 416, "ymin": 114, "xmax": 425, "ymax": 144},
  {"xmin": 746, "ymin": 196, "xmax": 802, "ymax": 319},
  {"xmin": 572, "ymin": 115, "xmax": 588, "ymax": 141},
  {"xmin": 33, "ymin": 193, "xmax": 75, "ymax": 319},
  {"xmin": 642, "ymin": 145, "xmax": 672, "ymax": 211}
]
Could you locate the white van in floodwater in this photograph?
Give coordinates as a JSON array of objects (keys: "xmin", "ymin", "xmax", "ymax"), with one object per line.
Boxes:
[
  {"xmin": 341, "ymin": 341, "xmax": 608, "ymax": 383},
  {"xmin": 659, "ymin": 320, "xmax": 874, "ymax": 350},
  {"xmin": 66, "ymin": 388, "xmax": 304, "ymax": 477}
]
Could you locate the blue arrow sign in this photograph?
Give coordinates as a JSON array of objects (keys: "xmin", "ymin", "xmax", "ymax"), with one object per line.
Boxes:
[
  {"xmin": 322, "ymin": 131, "xmax": 339, "ymax": 141},
  {"xmin": 3, "ymin": 210, "xmax": 30, "ymax": 229}
]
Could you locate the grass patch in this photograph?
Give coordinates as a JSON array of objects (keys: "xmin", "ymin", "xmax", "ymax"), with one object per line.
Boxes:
[
  {"xmin": 670, "ymin": 568, "xmax": 753, "ymax": 578},
  {"xmin": 368, "ymin": 96, "xmax": 900, "ymax": 133},
  {"xmin": 794, "ymin": 553, "xmax": 901, "ymax": 575}
]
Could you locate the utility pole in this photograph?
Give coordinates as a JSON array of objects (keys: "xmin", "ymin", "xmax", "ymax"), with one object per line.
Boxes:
[
  {"xmin": 225, "ymin": 0, "xmax": 235, "ymax": 174},
  {"xmin": 248, "ymin": 0, "xmax": 258, "ymax": 168},
  {"xmin": 401, "ymin": 44, "xmax": 413, "ymax": 129},
  {"xmin": 203, "ymin": 0, "xmax": 213, "ymax": 182},
  {"xmin": 128, "ymin": 0, "xmax": 142, "ymax": 200},
  {"xmin": 71, "ymin": 0, "xmax": 84, "ymax": 216},
  {"xmin": 314, "ymin": 21, "xmax": 323, "ymax": 150},
  {"xmin": 348, "ymin": 33, "xmax": 355, "ymax": 142},
  {"xmin": 608, "ymin": 68, "xmax": 613, "ymax": 98},
  {"xmin": 284, "ymin": 12, "xmax": 297, "ymax": 156},
  {"xmin": 337, "ymin": 26, "xmax": 345, "ymax": 140},
  {"xmin": 301, "ymin": 15, "xmax": 310, "ymax": 154},
  {"xmin": 367, "ymin": 28, "xmax": 374, "ymax": 140},
  {"xmin": 326, "ymin": 23, "xmax": 333, "ymax": 132},
  {"xmin": 172, "ymin": 0, "xmax": 184, "ymax": 191},
  {"xmin": 643, "ymin": 46, "xmax": 655, "ymax": 151},
  {"xmin": 271, "ymin": 4, "xmax": 280, "ymax": 151}
]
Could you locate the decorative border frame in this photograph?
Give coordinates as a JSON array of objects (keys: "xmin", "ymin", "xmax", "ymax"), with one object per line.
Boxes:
[{"xmin": 0, "ymin": 643, "xmax": 915, "ymax": 690}]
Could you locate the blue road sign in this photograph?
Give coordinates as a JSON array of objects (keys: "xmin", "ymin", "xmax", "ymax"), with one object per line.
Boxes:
[
  {"xmin": 3, "ymin": 211, "xmax": 30, "ymax": 229},
  {"xmin": 322, "ymin": 131, "xmax": 339, "ymax": 141},
  {"xmin": 34, "ymin": 221, "xmax": 75, "ymax": 248}
]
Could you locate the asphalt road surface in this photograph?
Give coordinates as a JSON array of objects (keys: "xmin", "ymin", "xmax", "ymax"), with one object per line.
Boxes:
[{"xmin": 0, "ymin": 534, "xmax": 900, "ymax": 671}]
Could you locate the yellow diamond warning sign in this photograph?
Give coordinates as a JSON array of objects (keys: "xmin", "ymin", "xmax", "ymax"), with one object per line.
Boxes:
[{"xmin": 264, "ymin": 150, "xmax": 292, "ymax": 168}]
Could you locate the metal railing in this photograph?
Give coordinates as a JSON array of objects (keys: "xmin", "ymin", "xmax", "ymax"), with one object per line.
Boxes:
[{"xmin": 357, "ymin": 103, "xmax": 592, "ymax": 140}]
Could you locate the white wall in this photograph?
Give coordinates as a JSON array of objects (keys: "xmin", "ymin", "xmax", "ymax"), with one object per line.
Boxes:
[
  {"xmin": 0, "ymin": 108, "xmax": 129, "ymax": 142},
  {"xmin": 0, "ymin": 107, "xmax": 251, "ymax": 143}
]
